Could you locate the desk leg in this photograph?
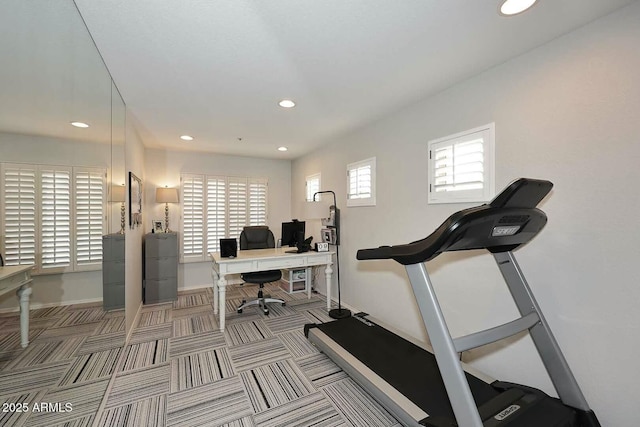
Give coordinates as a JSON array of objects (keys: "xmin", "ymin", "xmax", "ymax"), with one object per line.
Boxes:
[
  {"xmin": 218, "ymin": 275, "xmax": 227, "ymax": 332},
  {"xmin": 324, "ymin": 263, "xmax": 333, "ymax": 311},
  {"xmin": 212, "ymin": 269, "xmax": 219, "ymax": 315},
  {"xmin": 17, "ymin": 284, "xmax": 32, "ymax": 348}
]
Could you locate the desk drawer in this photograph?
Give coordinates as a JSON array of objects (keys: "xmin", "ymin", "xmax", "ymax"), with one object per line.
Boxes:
[
  {"xmin": 257, "ymin": 257, "xmax": 305, "ymax": 270},
  {"xmin": 0, "ymin": 271, "xmax": 30, "ymax": 295}
]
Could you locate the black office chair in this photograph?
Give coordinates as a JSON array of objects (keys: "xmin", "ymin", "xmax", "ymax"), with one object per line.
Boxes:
[{"xmin": 237, "ymin": 226, "xmax": 285, "ymax": 315}]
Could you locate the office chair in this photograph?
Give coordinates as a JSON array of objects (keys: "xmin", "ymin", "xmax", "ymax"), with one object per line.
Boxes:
[{"xmin": 237, "ymin": 226, "xmax": 285, "ymax": 315}]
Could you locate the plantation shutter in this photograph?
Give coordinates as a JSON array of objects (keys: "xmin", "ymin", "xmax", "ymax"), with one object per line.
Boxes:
[
  {"xmin": 1, "ymin": 164, "xmax": 37, "ymax": 266},
  {"xmin": 431, "ymin": 137, "xmax": 485, "ymax": 193},
  {"xmin": 182, "ymin": 174, "xmax": 204, "ymax": 258},
  {"xmin": 306, "ymin": 174, "xmax": 320, "ymax": 202},
  {"xmin": 248, "ymin": 178, "xmax": 267, "ymax": 226},
  {"xmin": 347, "ymin": 164, "xmax": 371, "ymax": 200},
  {"xmin": 227, "ymin": 177, "xmax": 248, "ymax": 240},
  {"xmin": 75, "ymin": 168, "xmax": 106, "ymax": 268},
  {"xmin": 40, "ymin": 167, "xmax": 71, "ymax": 270},
  {"xmin": 206, "ymin": 176, "xmax": 226, "ymax": 253}
]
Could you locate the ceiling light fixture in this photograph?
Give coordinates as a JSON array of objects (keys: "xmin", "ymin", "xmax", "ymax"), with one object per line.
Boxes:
[
  {"xmin": 278, "ymin": 146, "xmax": 288, "ymax": 152},
  {"xmin": 278, "ymin": 99, "xmax": 296, "ymax": 108},
  {"xmin": 180, "ymin": 135, "xmax": 194, "ymax": 141},
  {"xmin": 499, "ymin": 0, "xmax": 537, "ymax": 16},
  {"xmin": 70, "ymin": 121, "xmax": 89, "ymax": 128}
]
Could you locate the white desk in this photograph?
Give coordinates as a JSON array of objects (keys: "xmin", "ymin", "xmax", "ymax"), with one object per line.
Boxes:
[
  {"xmin": 0, "ymin": 265, "xmax": 34, "ymax": 347},
  {"xmin": 210, "ymin": 248, "xmax": 334, "ymax": 331}
]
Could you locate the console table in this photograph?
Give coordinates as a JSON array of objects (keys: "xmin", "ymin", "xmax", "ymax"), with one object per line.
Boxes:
[
  {"xmin": 0, "ymin": 265, "xmax": 34, "ymax": 347},
  {"xmin": 210, "ymin": 248, "xmax": 334, "ymax": 331}
]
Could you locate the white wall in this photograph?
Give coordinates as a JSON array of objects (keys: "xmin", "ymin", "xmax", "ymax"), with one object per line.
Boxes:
[
  {"xmin": 292, "ymin": 4, "xmax": 640, "ymax": 425},
  {"xmin": 0, "ymin": 132, "xmax": 111, "ymax": 310},
  {"xmin": 144, "ymin": 148, "xmax": 292, "ymax": 291}
]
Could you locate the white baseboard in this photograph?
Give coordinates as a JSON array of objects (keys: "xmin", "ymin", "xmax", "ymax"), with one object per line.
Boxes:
[{"xmin": 0, "ymin": 297, "xmax": 103, "ymax": 314}]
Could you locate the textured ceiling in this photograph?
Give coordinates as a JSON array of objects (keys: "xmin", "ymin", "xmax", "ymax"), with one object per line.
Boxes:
[{"xmin": 73, "ymin": 0, "xmax": 638, "ymax": 159}]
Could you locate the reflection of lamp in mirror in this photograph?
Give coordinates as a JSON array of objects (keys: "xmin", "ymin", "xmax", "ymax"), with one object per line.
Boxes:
[
  {"xmin": 111, "ymin": 184, "xmax": 126, "ymax": 234},
  {"xmin": 156, "ymin": 187, "xmax": 179, "ymax": 233}
]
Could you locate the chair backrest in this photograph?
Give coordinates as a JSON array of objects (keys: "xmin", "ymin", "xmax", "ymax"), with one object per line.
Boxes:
[{"xmin": 240, "ymin": 226, "xmax": 275, "ymax": 250}]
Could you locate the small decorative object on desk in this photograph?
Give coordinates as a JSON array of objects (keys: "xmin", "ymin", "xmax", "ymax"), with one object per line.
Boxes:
[
  {"xmin": 152, "ymin": 220, "xmax": 163, "ymax": 233},
  {"xmin": 315, "ymin": 242, "xmax": 329, "ymax": 252}
]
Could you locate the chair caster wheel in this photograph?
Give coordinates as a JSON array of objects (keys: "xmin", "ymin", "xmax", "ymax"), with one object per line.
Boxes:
[
  {"xmin": 237, "ymin": 309, "xmax": 243, "ymax": 313},
  {"xmin": 264, "ymin": 310, "xmax": 269, "ymax": 315},
  {"xmin": 281, "ymin": 302, "xmax": 286, "ymax": 306}
]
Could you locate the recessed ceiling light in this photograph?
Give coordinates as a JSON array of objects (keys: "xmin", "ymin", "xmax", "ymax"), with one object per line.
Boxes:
[
  {"xmin": 278, "ymin": 99, "xmax": 296, "ymax": 108},
  {"xmin": 499, "ymin": 0, "xmax": 537, "ymax": 16},
  {"xmin": 278, "ymin": 146, "xmax": 288, "ymax": 152},
  {"xmin": 70, "ymin": 121, "xmax": 89, "ymax": 128},
  {"xmin": 180, "ymin": 135, "xmax": 194, "ymax": 141}
]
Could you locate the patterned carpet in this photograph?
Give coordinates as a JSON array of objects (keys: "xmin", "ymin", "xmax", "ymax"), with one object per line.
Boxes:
[{"xmin": 0, "ymin": 283, "xmax": 402, "ymax": 427}]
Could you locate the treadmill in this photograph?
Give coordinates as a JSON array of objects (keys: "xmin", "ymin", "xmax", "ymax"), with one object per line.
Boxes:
[{"xmin": 305, "ymin": 178, "xmax": 601, "ymax": 427}]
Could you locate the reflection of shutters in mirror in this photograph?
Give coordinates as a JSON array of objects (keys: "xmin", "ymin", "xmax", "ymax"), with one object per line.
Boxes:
[
  {"xmin": 248, "ymin": 178, "xmax": 267, "ymax": 226},
  {"xmin": 75, "ymin": 168, "xmax": 106, "ymax": 269},
  {"xmin": 207, "ymin": 176, "xmax": 226, "ymax": 253},
  {"xmin": 1, "ymin": 164, "xmax": 36, "ymax": 266},
  {"xmin": 228, "ymin": 178, "xmax": 248, "ymax": 240},
  {"xmin": 181, "ymin": 174, "xmax": 204, "ymax": 258},
  {"xmin": 40, "ymin": 167, "xmax": 71, "ymax": 271}
]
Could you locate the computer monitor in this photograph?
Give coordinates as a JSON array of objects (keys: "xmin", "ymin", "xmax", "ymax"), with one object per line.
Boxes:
[{"xmin": 281, "ymin": 220, "xmax": 305, "ymax": 247}]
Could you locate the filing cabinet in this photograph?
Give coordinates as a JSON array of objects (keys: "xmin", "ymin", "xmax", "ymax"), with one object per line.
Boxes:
[
  {"xmin": 143, "ymin": 232, "xmax": 178, "ymax": 304},
  {"xmin": 102, "ymin": 233, "xmax": 125, "ymax": 310}
]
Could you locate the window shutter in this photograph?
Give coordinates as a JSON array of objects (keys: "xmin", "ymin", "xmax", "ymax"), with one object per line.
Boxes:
[
  {"xmin": 227, "ymin": 177, "xmax": 248, "ymax": 239},
  {"xmin": 182, "ymin": 174, "xmax": 204, "ymax": 258},
  {"xmin": 40, "ymin": 167, "xmax": 71, "ymax": 270},
  {"xmin": 248, "ymin": 178, "xmax": 267, "ymax": 226},
  {"xmin": 1, "ymin": 164, "xmax": 37, "ymax": 266},
  {"xmin": 306, "ymin": 174, "xmax": 320, "ymax": 202},
  {"xmin": 348, "ymin": 164, "xmax": 371, "ymax": 200},
  {"xmin": 432, "ymin": 138, "xmax": 484, "ymax": 193},
  {"xmin": 75, "ymin": 168, "xmax": 106, "ymax": 268},
  {"xmin": 206, "ymin": 176, "xmax": 226, "ymax": 253}
]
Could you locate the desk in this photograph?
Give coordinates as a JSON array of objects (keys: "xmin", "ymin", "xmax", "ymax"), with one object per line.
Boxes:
[
  {"xmin": 210, "ymin": 248, "xmax": 334, "ymax": 331},
  {"xmin": 0, "ymin": 265, "xmax": 34, "ymax": 347}
]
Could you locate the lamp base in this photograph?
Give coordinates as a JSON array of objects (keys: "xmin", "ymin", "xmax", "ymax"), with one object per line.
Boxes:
[{"xmin": 329, "ymin": 308, "xmax": 351, "ymax": 319}]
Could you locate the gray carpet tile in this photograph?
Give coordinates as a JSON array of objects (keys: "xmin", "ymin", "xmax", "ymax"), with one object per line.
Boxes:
[
  {"xmin": 173, "ymin": 313, "xmax": 218, "ymax": 337},
  {"xmin": 225, "ymin": 320, "xmax": 273, "ymax": 346},
  {"xmin": 240, "ymin": 359, "xmax": 316, "ymax": 414},
  {"xmin": 36, "ymin": 323, "xmax": 101, "ymax": 341},
  {"xmin": 169, "ymin": 330, "xmax": 226, "ymax": 358},
  {"xmin": 106, "ymin": 364, "xmax": 171, "ymax": 408},
  {"xmin": 227, "ymin": 337, "xmax": 291, "ymax": 372},
  {"xmin": 277, "ymin": 330, "xmax": 319, "ymax": 358},
  {"xmin": 263, "ymin": 313, "xmax": 310, "ymax": 334},
  {"xmin": 58, "ymin": 347, "xmax": 123, "ymax": 386},
  {"xmin": 98, "ymin": 395, "xmax": 166, "ymax": 427},
  {"xmin": 49, "ymin": 414, "xmax": 95, "ymax": 427},
  {"xmin": 2, "ymin": 316, "xmax": 61, "ymax": 332},
  {"xmin": 166, "ymin": 376, "xmax": 253, "ymax": 427},
  {"xmin": 136, "ymin": 307, "xmax": 172, "ymax": 327},
  {"xmin": 4, "ymin": 337, "xmax": 85, "ymax": 370},
  {"xmin": 296, "ymin": 353, "xmax": 349, "ymax": 388},
  {"xmin": 30, "ymin": 305, "xmax": 69, "ymax": 319},
  {"xmin": 93, "ymin": 316, "xmax": 126, "ymax": 335},
  {"xmin": 322, "ymin": 378, "xmax": 398, "ymax": 427},
  {"xmin": 220, "ymin": 416, "xmax": 255, "ymax": 427},
  {"xmin": 303, "ymin": 307, "xmax": 336, "ymax": 324},
  {"xmin": 75, "ymin": 331, "xmax": 126, "ymax": 355},
  {"xmin": 170, "ymin": 347, "xmax": 234, "ymax": 393},
  {"xmin": 23, "ymin": 378, "xmax": 108, "ymax": 427},
  {"xmin": 0, "ymin": 389, "xmax": 48, "ymax": 427},
  {"xmin": 128, "ymin": 323, "xmax": 173, "ymax": 345},
  {"xmin": 0, "ymin": 330, "xmax": 45, "ymax": 356},
  {"xmin": 252, "ymin": 391, "xmax": 346, "ymax": 427},
  {"xmin": 118, "ymin": 339, "xmax": 169, "ymax": 372},
  {"xmin": 0, "ymin": 362, "xmax": 71, "ymax": 397},
  {"xmin": 52, "ymin": 308, "xmax": 106, "ymax": 328},
  {"xmin": 173, "ymin": 292, "xmax": 210, "ymax": 309},
  {"xmin": 171, "ymin": 304, "xmax": 215, "ymax": 321}
]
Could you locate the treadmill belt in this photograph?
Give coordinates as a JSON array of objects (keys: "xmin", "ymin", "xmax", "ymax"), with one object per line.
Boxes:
[{"xmin": 316, "ymin": 316, "xmax": 499, "ymax": 420}]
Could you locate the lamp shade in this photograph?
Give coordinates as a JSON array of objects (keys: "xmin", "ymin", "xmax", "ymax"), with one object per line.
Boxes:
[
  {"xmin": 111, "ymin": 185, "xmax": 126, "ymax": 203},
  {"xmin": 156, "ymin": 187, "xmax": 179, "ymax": 203}
]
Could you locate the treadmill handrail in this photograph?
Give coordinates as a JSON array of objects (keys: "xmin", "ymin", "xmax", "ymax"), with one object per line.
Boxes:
[{"xmin": 356, "ymin": 178, "xmax": 553, "ymax": 265}]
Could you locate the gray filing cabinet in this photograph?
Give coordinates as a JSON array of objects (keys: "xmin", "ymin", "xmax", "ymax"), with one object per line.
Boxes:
[
  {"xmin": 102, "ymin": 233, "xmax": 125, "ymax": 310},
  {"xmin": 143, "ymin": 232, "xmax": 178, "ymax": 304}
]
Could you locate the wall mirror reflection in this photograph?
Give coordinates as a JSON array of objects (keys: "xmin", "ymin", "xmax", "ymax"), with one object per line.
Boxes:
[{"xmin": 0, "ymin": 0, "xmax": 126, "ymax": 416}]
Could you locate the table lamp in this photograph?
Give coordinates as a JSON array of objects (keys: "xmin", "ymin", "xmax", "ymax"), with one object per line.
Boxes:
[{"xmin": 156, "ymin": 187, "xmax": 179, "ymax": 232}]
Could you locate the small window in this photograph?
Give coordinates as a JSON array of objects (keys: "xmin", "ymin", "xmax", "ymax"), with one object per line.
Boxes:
[
  {"xmin": 306, "ymin": 173, "xmax": 321, "ymax": 202},
  {"xmin": 428, "ymin": 123, "xmax": 495, "ymax": 204},
  {"xmin": 347, "ymin": 157, "xmax": 376, "ymax": 207}
]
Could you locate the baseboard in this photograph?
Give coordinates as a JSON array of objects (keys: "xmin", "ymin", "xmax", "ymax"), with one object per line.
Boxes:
[{"xmin": 0, "ymin": 297, "xmax": 103, "ymax": 314}]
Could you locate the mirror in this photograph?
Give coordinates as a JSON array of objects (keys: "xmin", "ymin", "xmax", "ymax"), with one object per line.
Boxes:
[{"xmin": 0, "ymin": 0, "xmax": 126, "ymax": 362}]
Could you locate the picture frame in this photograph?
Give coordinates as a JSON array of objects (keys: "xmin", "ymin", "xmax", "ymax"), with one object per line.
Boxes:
[
  {"xmin": 129, "ymin": 172, "xmax": 142, "ymax": 228},
  {"xmin": 152, "ymin": 219, "xmax": 164, "ymax": 233}
]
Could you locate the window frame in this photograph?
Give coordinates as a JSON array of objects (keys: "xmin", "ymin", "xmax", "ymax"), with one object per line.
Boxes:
[
  {"xmin": 305, "ymin": 173, "xmax": 321, "ymax": 202},
  {"xmin": 427, "ymin": 123, "xmax": 495, "ymax": 205},
  {"xmin": 346, "ymin": 157, "xmax": 376, "ymax": 207}
]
